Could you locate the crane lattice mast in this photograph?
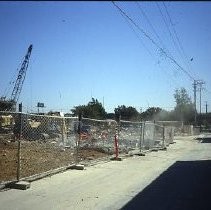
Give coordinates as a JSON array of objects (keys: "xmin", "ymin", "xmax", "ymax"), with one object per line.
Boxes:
[{"xmin": 10, "ymin": 44, "xmax": 33, "ymax": 103}]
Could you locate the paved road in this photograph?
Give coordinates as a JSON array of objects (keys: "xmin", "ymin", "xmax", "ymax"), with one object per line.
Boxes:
[{"xmin": 1, "ymin": 135, "xmax": 211, "ymax": 210}]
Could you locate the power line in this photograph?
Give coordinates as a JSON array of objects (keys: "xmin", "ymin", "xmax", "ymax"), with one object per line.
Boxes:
[
  {"xmin": 156, "ymin": 3, "xmax": 201, "ymax": 85},
  {"xmin": 162, "ymin": 2, "xmax": 185, "ymax": 56},
  {"xmin": 155, "ymin": 3, "xmax": 180, "ymax": 52},
  {"xmin": 134, "ymin": 2, "xmax": 183, "ymax": 87},
  {"xmin": 162, "ymin": 2, "xmax": 196, "ymax": 78},
  {"xmin": 113, "ymin": 2, "xmax": 181, "ymax": 88},
  {"xmin": 112, "ymin": 1, "xmax": 195, "ymax": 82},
  {"xmin": 135, "ymin": 2, "xmax": 165, "ymax": 49},
  {"xmin": 117, "ymin": 4, "xmax": 155, "ymax": 59}
]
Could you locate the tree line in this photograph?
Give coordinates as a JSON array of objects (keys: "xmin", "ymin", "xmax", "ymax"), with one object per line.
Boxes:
[{"xmin": 70, "ymin": 88, "xmax": 207, "ymax": 125}]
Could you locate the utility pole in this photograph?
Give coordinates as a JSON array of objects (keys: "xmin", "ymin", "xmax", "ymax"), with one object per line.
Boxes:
[
  {"xmin": 198, "ymin": 80, "xmax": 205, "ymax": 130},
  {"xmin": 198, "ymin": 81, "xmax": 205, "ymax": 116},
  {"xmin": 193, "ymin": 80, "xmax": 205, "ymax": 126},
  {"xmin": 193, "ymin": 80, "xmax": 197, "ymax": 125},
  {"xmin": 205, "ymin": 101, "xmax": 208, "ymax": 114}
]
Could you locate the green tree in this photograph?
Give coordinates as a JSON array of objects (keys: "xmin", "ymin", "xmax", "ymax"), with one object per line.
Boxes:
[
  {"xmin": 71, "ymin": 98, "xmax": 106, "ymax": 119},
  {"xmin": 173, "ymin": 87, "xmax": 195, "ymax": 123},
  {"xmin": 114, "ymin": 105, "xmax": 140, "ymax": 121},
  {"xmin": 140, "ymin": 107, "xmax": 163, "ymax": 121}
]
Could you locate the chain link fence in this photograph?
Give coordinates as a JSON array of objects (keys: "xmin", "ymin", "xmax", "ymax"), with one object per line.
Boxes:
[
  {"xmin": 140, "ymin": 122, "xmax": 166, "ymax": 151},
  {"xmin": 141, "ymin": 122, "xmax": 155, "ymax": 151},
  {"xmin": 19, "ymin": 114, "xmax": 78, "ymax": 179},
  {"xmin": 0, "ymin": 111, "xmax": 79, "ymax": 183},
  {"xmin": 164, "ymin": 126, "xmax": 175, "ymax": 146},
  {"xmin": 118, "ymin": 120, "xmax": 142, "ymax": 154},
  {"xmin": 0, "ymin": 111, "xmax": 176, "ymax": 183},
  {"xmin": 0, "ymin": 111, "xmax": 18, "ymax": 183},
  {"xmin": 77, "ymin": 118, "xmax": 117, "ymax": 163}
]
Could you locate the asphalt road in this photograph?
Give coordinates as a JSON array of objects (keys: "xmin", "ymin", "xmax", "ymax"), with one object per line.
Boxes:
[{"xmin": 1, "ymin": 134, "xmax": 211, "ymax": 210}]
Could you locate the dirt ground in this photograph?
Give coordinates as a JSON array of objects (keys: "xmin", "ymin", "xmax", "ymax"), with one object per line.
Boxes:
[
  {"xmin": 0, "ymin": 138, "xmax": 109, "ymax": 182},
  {"xmin": 2, "ymin": 136, "xmax": 210, "ymax": 210}
]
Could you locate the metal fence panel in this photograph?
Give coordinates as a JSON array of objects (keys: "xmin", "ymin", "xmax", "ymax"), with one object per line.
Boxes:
[
  {"xmin": 142, "ymin": 122, "xmax": 155, "ymax": 150},
  {"xmin": 118, "ymin": 120, "xmax": 142, "ymax": 154},
  {"xmin": 78, "ymin": 118, "xmax": 117, "ymax": 162},
  {"xmin": 141, "ymin": 122, "xmax": 166, "ymax": 151},
  {"xmin": 0, "ymin": 111, "xmax": 177, "ymax": 182},
  {"xmin": 0, "ymin": 111, "xmax": 19, "ymax": 182},
  {"xmin": 19, "ymin": 113, "xmax": 77, "ymax": 179},
  {"xmin": 154, "ymin": 124, "xmax": 165, "ymax": 149},
  {"xmin": 164, "ymin": 126, "xmax": 175, "ymax": 146}
]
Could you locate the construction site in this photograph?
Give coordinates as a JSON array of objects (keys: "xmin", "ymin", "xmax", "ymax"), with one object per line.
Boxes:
[
  {"xmin": 0, "ymin": 43, "xmax": 203, "ymax": 185},
  {"xmin": 0, "ymin": 45, "xmax": 109, "ymax": 180},
  {"xmin": 1, "ymin": 2, "xmax": 211, "ymax": 210}
]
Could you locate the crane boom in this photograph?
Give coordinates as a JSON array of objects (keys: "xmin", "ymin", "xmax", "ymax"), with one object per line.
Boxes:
[{"xmin": 10, "ymin": 44, "xmax": 33, "ymax": 103}]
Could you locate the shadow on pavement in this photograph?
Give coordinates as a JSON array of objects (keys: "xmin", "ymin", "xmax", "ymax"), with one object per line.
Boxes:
[
  {"xmin": 201, "ymin": 138, "xmax": 211, "ymax": 143},
  {"xmin": 122, "ymin": 160, "xmax": 211, "ymax": 210}
]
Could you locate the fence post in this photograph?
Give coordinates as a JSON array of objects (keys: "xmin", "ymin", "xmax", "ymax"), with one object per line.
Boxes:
[
  {"xmin": 153, "ymin": 121, "xmax": 156, "ymax": 149},
  {"xmin": 140, "ymin": 122, "xmax": 143, "ymax": 152},
  {"xmin": 115, "ymin": 114, "xmax": 120, "ymax": 159},
  {"xmin": 114, "ymin": 134, "xmax": 119, "ymax": 159},
  {"xmin": 76, "ymin": 113, "xmax": 82, "ymax": 164},
  {"xmin": 17, "ymin": 103, "xmax": 22, "ymax": 181},
  {"xmin": 61, "ymin": 117, "xmax": 64, "ymax": 145},
  {"xmin": 162, "ymin": 126, "xmax": 166, "ymax": 150},
  {"xmin": 111, "ymin": 113, "xmax": 121, "ymax": 161},
  {"xmin": 143, "ymin": 122, "xmax": 145, "ymax": 150},
  {"xmin": 61, "ymin": 116, "xmax": 67, "ymax": 146},
  {"xmin": 140, "ymin": 122, "xmax": 146, "ymax": 155}
]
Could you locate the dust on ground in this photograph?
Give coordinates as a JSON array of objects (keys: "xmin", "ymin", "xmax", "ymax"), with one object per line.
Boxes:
[{"xmin": 0, "ymin": 137, "xmax": 110, "ymax": 182}]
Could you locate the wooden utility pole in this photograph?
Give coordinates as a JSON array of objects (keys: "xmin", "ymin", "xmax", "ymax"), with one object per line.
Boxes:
[
  {"xmin": 193, "ymin": 80, "xmax": 197, "ymax": 125},
  {"xmin": 193, "ymin": 80, "xmax": 205, "ymax": 125},
  {"xmin": 198, "ymin": 81, "xmax": 205, "ymax": 115},
  {"xmin": 205, "ymin": 101, "xmax": 208, "ymax": 114},
  {"xmin": 198, "ymin": 81, "xmax": 205, "ymax": 130}
]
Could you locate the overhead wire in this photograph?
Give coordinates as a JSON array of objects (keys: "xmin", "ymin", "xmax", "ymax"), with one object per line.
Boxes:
[
  {"xmin": 132, "ymin": 2, "xmax": 182, "ymax": 87},
  {"xmin": 162, "ymin": 2, "xmax": 210, "ymax": 98},
  {"xmin": 114, "ymin": 2, "xmax": 187, "ymax": 89},
  {"xmin": 162, "ymin": 2, "xmax": 185, "ymax": 55},
  {"xmin": 117, "ymin": 4, "xmax": 155, "ymax": 60},
  {"xmin": 112, "ymin": 1, "xmax": 195, "ymax": 82},
  {"xmin": 155, "ymin": 2, "xmax": 201, "ymax": 89},
  {"xmin": 111, "ymin": 2, "xmax": 178, "ymax": 96},
  {"xmin": 162, "ymin": 2, "xmax": 199, "ymax": 79},
  {"xmin": 135, "ymin": 2, "xmax": 171, "ymax": 56},
  {"xmin": 112, "ymin": 1, "xmax": 178, "ymax": 89},
  {"xmin": 155, "ymin": 2, "xmax": 187, "ymax": 67},
  {"xmin": 155, "ymin": 2, "xmax": 193, "ymax": 85}
]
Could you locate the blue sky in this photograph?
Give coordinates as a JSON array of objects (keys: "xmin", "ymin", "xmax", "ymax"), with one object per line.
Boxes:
[{"xmin": 0, "ymin": 1, "xmax": 211, "ymax": 113}]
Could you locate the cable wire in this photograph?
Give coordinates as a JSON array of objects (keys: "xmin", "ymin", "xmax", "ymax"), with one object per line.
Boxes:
[
  {"xmin": 162, "ymin": 2, "xmax": 198, "ymax": 78},
  {"xmin": 155, "ymin": 2, "xmax": 185, "ymax": 64},
  {"xmin": 118, "ymin": 4, "xmax": 155, "ymax": 59},
  {"xmin": 135, "ymin": 2, "xmax": 170, "ymax": 55},
  {"xmin": 112, "ymin": 2, "xmax": 182, "ymax": 89},
  {"xmin": 134, "ymin": 2, "xmax": 182, "ymax": 86},
  {"xmin": 112, "ymin": 1, "xmax": 195, "ymax": 82}
]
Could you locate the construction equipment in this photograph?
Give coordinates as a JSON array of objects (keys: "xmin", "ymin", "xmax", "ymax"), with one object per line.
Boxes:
[
  {"xmin": 0, "ymin": 115, "xmax": 15, "ymax": 133},
  {"xmin": 0, "ymin": 44, "xmax": 33, "ymax": 111}
]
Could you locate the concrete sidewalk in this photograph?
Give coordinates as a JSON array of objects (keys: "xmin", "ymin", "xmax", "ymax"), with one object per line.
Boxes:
[{"xmin": 1, "ymin": 136, "xmax": 210, "ymax": 210}]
